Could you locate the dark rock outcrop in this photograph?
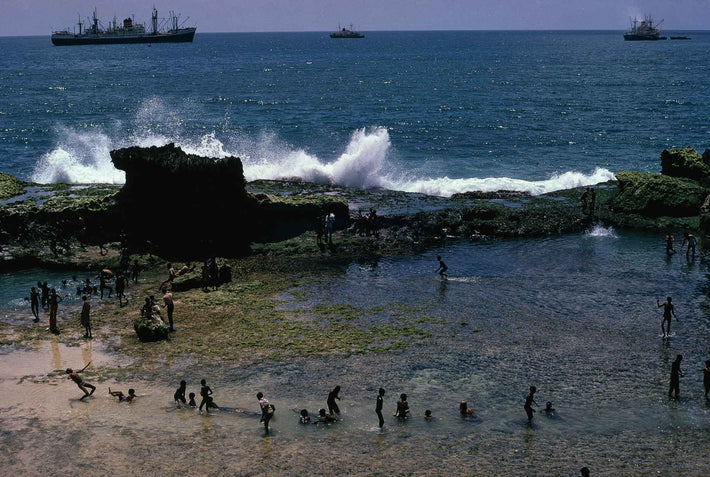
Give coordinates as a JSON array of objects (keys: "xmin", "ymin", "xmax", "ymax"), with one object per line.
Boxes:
[
  {"xmin": 660, "ymin": 146, "xmax": 710, "ymax": 184},
  {"xmin": 110, "ymin": 144, "xmax": 348, "ymax": 258},
  {"xmin": 610, "ymin": 170, "xmax": 709, "ymax": 217}
]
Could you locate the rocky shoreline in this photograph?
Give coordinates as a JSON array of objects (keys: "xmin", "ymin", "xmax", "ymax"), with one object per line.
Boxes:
[{"xmin": 2, "ymin": 144, "xmax": 710, "ymax": 270}]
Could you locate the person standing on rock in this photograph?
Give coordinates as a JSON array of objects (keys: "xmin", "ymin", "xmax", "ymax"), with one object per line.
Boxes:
[
  {"xmin": 80, "ymin": 295, "xmax": 92, "ymax": 339},
  {"xmin": 589, "ymin": 188, "xmax": 596, "ymax": 218},
  {"xmin": 325, "ymin": 213, "xmax": 335, "ymax": 244},
  {"xmin": 580, "ymin": 187, "xmax": 589, "ymax": 214}
]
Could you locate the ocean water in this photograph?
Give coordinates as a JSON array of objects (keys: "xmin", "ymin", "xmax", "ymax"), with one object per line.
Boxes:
[
  {"xmin": 1, "ymin": 31, "xmax": 709, "ymax": 195},
  {"xmin": 3, "ymin": 31, "xmax": 710, "ymax": 474}
]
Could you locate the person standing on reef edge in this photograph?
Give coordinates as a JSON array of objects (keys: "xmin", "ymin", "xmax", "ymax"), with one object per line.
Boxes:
[
  {"xmin": 669, "ymin": 354, "xmax": 684, "ymax": 399},
  {"xmin": 657, "ymin": 297, "xmax": 678, "ymax": 337},
  {"xmin": 580, "ymin": 187, "xmax": 589, "ymax": 214}
]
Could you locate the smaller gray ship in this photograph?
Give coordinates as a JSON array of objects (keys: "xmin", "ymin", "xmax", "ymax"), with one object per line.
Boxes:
[
  {"xmin": 51, "ymin": 8, "xmax": 195, "ymax": 46},
  {"xmin": 330, "ymin": 24, "xmax": 364, "ymax": 38},
  {"xmin": 623, "ymin": 16, "xmax": 663, "ymax": 41}
]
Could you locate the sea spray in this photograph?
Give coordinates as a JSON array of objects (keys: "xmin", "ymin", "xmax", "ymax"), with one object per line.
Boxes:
[
  {"xmin": 31, "ymin": 118, "xmax": 614, "ymax": 197},
  {"xmin": 585, "ymin": 224, "xmax": 618, "ymax": 238},
  {"xmin": 31, "ymin": 127, "xmax": 126, "ymax": 184}
]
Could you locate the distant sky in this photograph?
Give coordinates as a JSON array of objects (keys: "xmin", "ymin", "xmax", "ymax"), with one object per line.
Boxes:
[{"xmin": 2, "ymin": 0, "xmax": 709, "ymax": 36}]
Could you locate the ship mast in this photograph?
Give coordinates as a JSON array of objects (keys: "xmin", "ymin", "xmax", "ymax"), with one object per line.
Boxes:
[{"xmin": 151, "ymin": 8, "xmax": 158, "ymax": 35}]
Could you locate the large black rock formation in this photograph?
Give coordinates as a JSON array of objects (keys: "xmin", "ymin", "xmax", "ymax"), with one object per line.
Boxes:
[{"xmin": 111, "ymin": 143, "xmax": 252, "ymax": 257}]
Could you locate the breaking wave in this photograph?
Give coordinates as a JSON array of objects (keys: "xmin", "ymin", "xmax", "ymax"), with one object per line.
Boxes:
[{"xmin": 31, "ymin": 100, "xmax": 615, "ymax": 196}]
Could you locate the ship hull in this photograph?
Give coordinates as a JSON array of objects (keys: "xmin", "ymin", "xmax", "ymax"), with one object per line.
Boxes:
[
  {"xmin": 623, "ymin": 34, "xmax": 660, "ymax": 41},
  {"xmin": 51, "ymin": 28, "xmax": 196, "ymax": 46}
]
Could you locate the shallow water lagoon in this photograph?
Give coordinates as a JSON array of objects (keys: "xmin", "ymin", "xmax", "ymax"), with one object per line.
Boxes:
[{"xmin": 1, "ymin": 228, "xmax": 710, "ymax": 475}]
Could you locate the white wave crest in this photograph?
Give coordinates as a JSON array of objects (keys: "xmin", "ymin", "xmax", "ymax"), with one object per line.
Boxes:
[
  {"xmin": 585, "ymin": 224, "xmax": 618, "ymax": 238},
  {"xmin": 30, "ymin": 128, "xmax": 126, "ymax": 184},
  {"xmin": 30, "ymin": 97, "xmax": 615, "ymax": 196},
  {"xmin": 388, "ymin": 168, "xmax": 616, "ymax": 197}
]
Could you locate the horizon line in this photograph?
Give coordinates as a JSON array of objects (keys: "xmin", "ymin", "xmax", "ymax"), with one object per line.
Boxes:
[{"xmin": 3, "ymin": 28, "xmax": 710, "ymax": 39}]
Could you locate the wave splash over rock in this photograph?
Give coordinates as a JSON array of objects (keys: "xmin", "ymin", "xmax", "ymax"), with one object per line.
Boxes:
[{"xmin": 31, "ymin": 101, "xmax": 614, "ymax": 196}]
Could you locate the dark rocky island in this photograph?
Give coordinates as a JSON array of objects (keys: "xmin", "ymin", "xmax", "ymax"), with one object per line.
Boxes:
[{"xmin": 1, "ymin": 144, "xmax": 710, "ymax": 270}]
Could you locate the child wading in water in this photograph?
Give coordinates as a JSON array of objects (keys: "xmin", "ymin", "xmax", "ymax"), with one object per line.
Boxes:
[{"xmin": 435, "ymin": 256, "xmax": 448, "ymax": 277}]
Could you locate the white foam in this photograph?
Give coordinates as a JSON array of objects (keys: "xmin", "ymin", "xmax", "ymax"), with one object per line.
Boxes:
[
  {"xmin": 585, "ymin": 224, "xmax": 618, "ymax": 238},
  {"xmin": 30, "ymin": 99, "xmax": 616, "ymax": 196}
]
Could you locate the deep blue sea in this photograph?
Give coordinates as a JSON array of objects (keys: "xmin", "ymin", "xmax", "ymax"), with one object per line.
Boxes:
[{"xmin": 2, "ymin": 30, "xmax": 709, "ymax": 195}]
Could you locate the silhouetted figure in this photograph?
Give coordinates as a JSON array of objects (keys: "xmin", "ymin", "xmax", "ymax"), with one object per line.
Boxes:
[
  {"xmin": 30, "ymin": 286, "xmax": 40, "ymax": 322},
  {"xmin": 589, "ymin": 188, "xmax": 596, "ymax": 217},
  {"xmin": 665, "ymin": 233, "xmax": 675, "ymax": 255},
  {"xmin": 299, "ymin": 409, "xmax": 311, "ymax": 424},
  {"xmin": 48, "ymin": 288, "xmax": 62, "ymax": 334},
  {"xmin": 669, "ymin": 355, "xmax": 684, "ymax": 399},
  {"xmin": 459, "ymin": 400, "xmax": 473, "ymax": 417},
  {"xmin": 327, "ymin": 385, "xmax": 341, "ymax": 416},
  {"xmin": 115, "ymin": 272, "xmax": 127, "ymax": 306},
  {"xmin": 580, "ymin": 187, "xmax": 589, "ymax": 214},
  {"xmin": 703, "ymin": 360, "xmax": 710, "ymax": 398},
  {"xmin": 524, "ymin": 386, "xmax": 537, "ymax": 421},
  {"xmin": 66, "ymin": 363, "xmax": 95, "ymax": 400},
  {"xmin": 376, "ymin": 388, "xmax": 385, "ymax": 428},
  {"xmin": 131, "ymin": 260, "xmax": 142, "ymax": 283},
  {"xmin": 188, "ymin": 392, "xmax": 196, "ymax": 407},
  {"xmin": 99, "ymin": 270, "xmax": 112, "ymax": 299},
  {"xmin": 681, "ymin": 232, "xmax": 697, "ymax": 259},
  {"xmin": 174, "ymin": 380, "xmax": 187, "ymax": 404},
  {"xmin": 435, "ymin": 256, "xmax": 448, "ymax": 277},
  {"xmin": 657, "ymin": 296, "xmax": 678, "ymax": 337},
  {"xmin": 580, "ymin": 467, "xmax": 590, "ymax": 477},
  {"xmin": 395, "ymin": 393, "xmax": 410, "ymax": 419},
  {"xmin": 204, "ymin": 396, "xmax": 219, "ymax": 411},
  {"xmin": 424, "ymin": 409, "xmax": 434, "ymax": 420},
  {"xmin": 80, "ymin": 295, "xmax": 91, "ymax": 338},
  {"xmin": 544, "ymin": 401, "xmax": 555, "ymax": 416},
  {"xmin": 325, "ymin": 213, "xmax": 335, "ymax": 244},
  {"xmin": 198, "ymin": 379, "xmax": 213, "ymax": 412},
  {"xmin": 40, "ymin": 281, "xmax": 49, "ymax": 309},
  {"xmin": 163, "ymin": 289, "xmax": 175, "ymax": 332}
]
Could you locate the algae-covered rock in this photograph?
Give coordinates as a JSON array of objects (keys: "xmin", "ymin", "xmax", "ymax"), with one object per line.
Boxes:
[
  {"xmin": 612, "ymin": 170, "xmax": 708, "ymax": 217},
  {"xmin": 0, "ymin": 172, "xmax": 26, "ymax": 201},
  {"xmin": 660, "ymin": 146, "xmax": 710, "ymax": 181},
  {"xmin": 133, "ymin": 316, "xmax": 170, "ymax": 342}
]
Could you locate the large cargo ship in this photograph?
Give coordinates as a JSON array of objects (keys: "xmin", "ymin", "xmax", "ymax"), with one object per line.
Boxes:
[
  {"xmin": 623, "ymin": 16, "xmax": 663, "ymax": 41},
  {"xmin": 51, "ymin": 8, "xmax": 196, "ymax": 46}
]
